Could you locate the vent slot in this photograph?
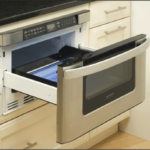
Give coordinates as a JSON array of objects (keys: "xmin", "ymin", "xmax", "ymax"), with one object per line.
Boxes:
[
  {"xmin": 8, "ymin": 106, "xmax": 18, "ymax": 110},
  {"xmin": 24, "ymin": 99, "xmax": 34, "ymax": 104},
  {"xmin": 24, "ymin": 95, "xmax": 35, "ymax": 104},
  {"xmin": 24, "ymin": 95, "xmax": 32, "ymax": 99},
  {"xmin": 8, "ymin": 100, "xmax": 18, "ymax": 105},
  {"xmin": 8, "ymin": 100, "xmax": 18, "ymax": 110}
]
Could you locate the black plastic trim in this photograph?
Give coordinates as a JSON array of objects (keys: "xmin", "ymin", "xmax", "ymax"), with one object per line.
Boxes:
[{"xmin": 83, "ymin": 58, "xmax": 135, "ymax": 115}]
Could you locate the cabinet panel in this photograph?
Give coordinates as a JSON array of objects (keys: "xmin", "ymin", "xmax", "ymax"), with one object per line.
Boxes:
[
  {"xmin": 0, "ymin": 100, "xmax": 47, "ymax": 125},
  {"xmin": 90, "ymin": 128, "xmax": 99, "ymax": 139},
  {"xmin": 0, "ymin": 104, "xmax": 59, "ymax": 149},
  {"xmin": 54, "ymin": 133, "xmax": 90, "ymax": 149},
  {"xmin": 90, "ymin": 1, "xmax": 130, "ymax": 28},
  {"xmin": 90, "ymin": 111, "xmax": 130, "ymax": 139},
  {"xmin": 89, "ymin": 17, "xmax": 130, "ymax": 49}
]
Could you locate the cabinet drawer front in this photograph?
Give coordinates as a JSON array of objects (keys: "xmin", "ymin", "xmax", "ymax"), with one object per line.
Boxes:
[
  {"xmin": 90, "ymin": 1, "xmax": 130, "ymax": 28},
  {"xmin": 0, "ymin": 104, "xmax": 59, "ymax": 149},
  {"xmin": 89, "ymin": 18, "xmax": 130, "ymax": 49}
]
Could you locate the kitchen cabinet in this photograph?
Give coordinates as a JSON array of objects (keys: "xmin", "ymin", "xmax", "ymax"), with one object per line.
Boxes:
[
  {"xmin": 0, "ymin": 100, "xmax": 47, "ymax": 125},
  {"xmin": 89, "ymin": 17, "xmax": 130, "ymax": 49},
  {"xmin": 90, "ymin": 1, "xmax": 130, "ymax": 28},
  {"xmin": 0, "ymin": 104, "xmax": 58, "ymax": 149},
  {"xmin": 119, "ymin": 1, "xmax": 150, "ymax": 141}
]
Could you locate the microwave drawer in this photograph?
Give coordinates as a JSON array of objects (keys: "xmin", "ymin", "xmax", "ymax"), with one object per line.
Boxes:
[
  {"xmin": 3, "ymin": 35, "xmax": 150, "ymax": 144},
  {"xmin": 4, "ymin": 71, "xmax": 57, "ymax": 104},
  {"xmin": 3, "ymin": 34, "xmax": 149, "ymax": 105}
]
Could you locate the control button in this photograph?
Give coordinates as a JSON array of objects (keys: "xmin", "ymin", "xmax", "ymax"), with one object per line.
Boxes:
[
  {"xmin": 58, "ymin": 25, "xmax": 60, "ymax": 28},
  {"xmin": 24, "ymin": 31, "xmax": 27, "ymax": 34},
  {"xmin": 43, "ymin": 30, "xmax": 45, "ymax": 32},
  {"xmin": 34, "ymin": 29, "xmax": 36, "ymax": 31},
  {"xmin": 40, "ymin": 31, "xmax": 42, "ymax": 33},
  {"xmin": 28, "ymin": 34, "xmax": 31, "ymax": 36},
  {"xmin": 34, "ymin": 32, "xmax": 37, "ymax": 34}
]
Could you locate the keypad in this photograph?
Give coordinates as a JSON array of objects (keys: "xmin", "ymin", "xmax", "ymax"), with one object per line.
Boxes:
[
  {"xmin": 23, "ymin": 16, "xmax": 77, "ymax": 40},
  {"xmin": 24, "ymin": 25, "xmax": 46, "ymax": 40},
  {"xmin": 57, "ymin": 16, "xmax": 77, "ymax": 28}
]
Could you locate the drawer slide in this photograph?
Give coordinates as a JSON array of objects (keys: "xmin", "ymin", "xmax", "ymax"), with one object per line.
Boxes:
[{"xmin": 4, "ymin": 72, "xmax": 57, "ymax": 104}]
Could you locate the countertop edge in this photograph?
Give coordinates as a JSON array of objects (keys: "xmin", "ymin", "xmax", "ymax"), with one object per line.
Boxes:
[{"xmin": 0, "ymin": 1, "xmax": 92, "ymax": 26}]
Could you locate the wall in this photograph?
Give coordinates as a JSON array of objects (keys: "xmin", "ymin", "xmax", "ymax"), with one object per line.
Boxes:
[{"xmin": 119, "ymin": 1, "xmax": 150, "ymax": 141}]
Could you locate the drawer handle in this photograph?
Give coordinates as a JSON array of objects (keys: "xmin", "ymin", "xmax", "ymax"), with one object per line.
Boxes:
[
  {"xmin": 105, "ymin": 6, "xmax": 127, "ymax": 14},
  {"xmin": 105, "ymin": 26, "xmax": 127, "ymax": 34},
  {"xmin": 23, "ymin": 142, "xmax": 37, "ymax": 149}
]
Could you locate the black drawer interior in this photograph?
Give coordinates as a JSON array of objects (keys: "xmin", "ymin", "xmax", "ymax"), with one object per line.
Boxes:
[{"xmin": 12, "ymin": 46, "xmax": 89, "ymax": 88}]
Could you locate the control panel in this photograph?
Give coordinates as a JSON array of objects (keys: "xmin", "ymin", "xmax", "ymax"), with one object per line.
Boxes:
[
  {"xmin": 23, "ymin": 25, "xmax": 46, "ymax": 40},
  {"xmin": 23, "ymin": 16, "xmax": 77, "ymax": 40}
]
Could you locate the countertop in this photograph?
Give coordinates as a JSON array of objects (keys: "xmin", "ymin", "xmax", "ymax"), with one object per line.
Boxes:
[{"xmin": 0, "ymin": 0, "xmax": 91, "ymax": 26}]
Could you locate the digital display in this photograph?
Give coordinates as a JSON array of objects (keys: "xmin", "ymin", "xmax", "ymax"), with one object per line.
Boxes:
[{"xmin": 47, "ymin": 23, "xmax": 55, "ymax": 31}]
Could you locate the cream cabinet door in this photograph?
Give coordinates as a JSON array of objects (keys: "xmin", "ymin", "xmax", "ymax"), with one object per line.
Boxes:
[
  {"xmin": 89, "ymin": 18, "xmax": 130, "ymax": 49},
  {"xmin": 0, "ymin": 104, "xmax": 60, "ymax": 149},
  {"xmin": 90, "ymin": 1, "xmax": 130, "ymax": 28}
]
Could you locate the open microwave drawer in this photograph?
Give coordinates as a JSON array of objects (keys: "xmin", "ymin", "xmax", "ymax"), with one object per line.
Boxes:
[{"xmin": 4, "ymin": 34, "xmax": 150, "ymax": 144}]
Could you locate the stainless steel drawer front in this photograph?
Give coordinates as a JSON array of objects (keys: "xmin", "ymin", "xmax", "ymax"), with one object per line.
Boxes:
[
  {"xmin": 57, "ymin": 36, "xmax": 149, "ymax": 143},
  {"xmin": 1, "ymin": 31, "xmax": 23, "ymax": 46}
]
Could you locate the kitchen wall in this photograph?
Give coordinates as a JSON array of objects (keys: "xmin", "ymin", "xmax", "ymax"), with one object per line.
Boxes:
[{"xmin": 119, "ymin": 1, "xmax": 150, "ymax": 141}]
